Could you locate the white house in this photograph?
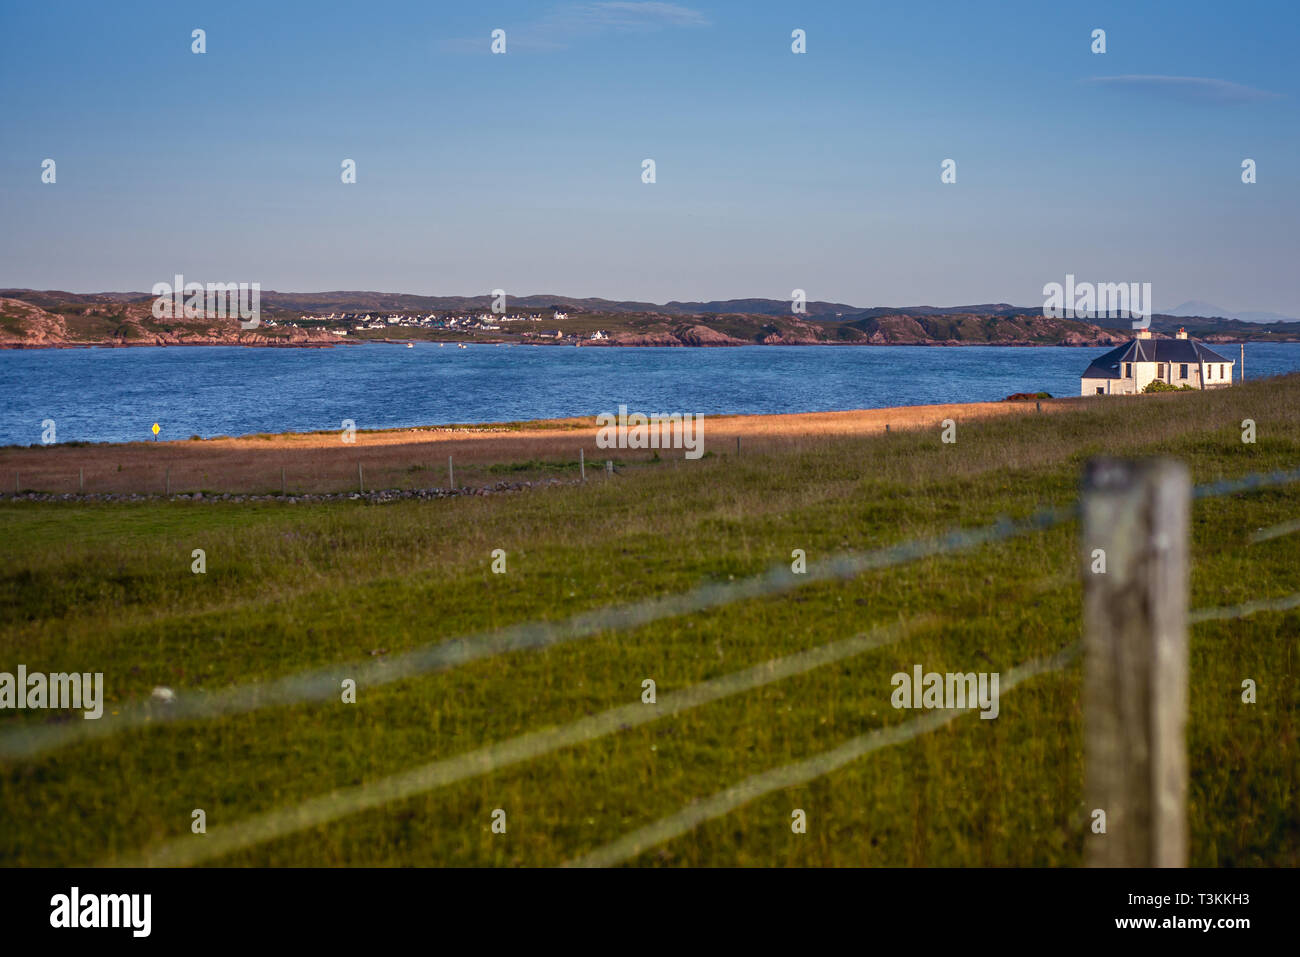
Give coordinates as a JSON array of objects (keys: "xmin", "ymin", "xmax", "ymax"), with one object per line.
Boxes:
[{"xmin": 1080, "ymin": 328, "xmax": 1235, "ymax": 395}]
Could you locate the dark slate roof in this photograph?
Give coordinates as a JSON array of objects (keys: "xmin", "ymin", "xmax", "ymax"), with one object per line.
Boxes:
[{"xmin": 1081, "ymin": 337, "xmax": 1234, "ymax": 379}]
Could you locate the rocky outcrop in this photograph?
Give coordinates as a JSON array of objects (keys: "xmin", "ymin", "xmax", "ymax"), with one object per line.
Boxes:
[
  {"xmin": 672, "ymin": 324, "xmax": 748, "ymax": 346},
  {"xmin": 0, "ymin": 298, "xmax": 343, "ymax": 348},
  {"xmin": 838, "ymin": 312, "xmax": 1129, "ymax": 346},
  {"xmin": 0, "ymin": 298, "xmax": 69, "ymax": 345},
  {"xmin": 609, "ymin": 331, "xmax": 684, "ymax": 347}
]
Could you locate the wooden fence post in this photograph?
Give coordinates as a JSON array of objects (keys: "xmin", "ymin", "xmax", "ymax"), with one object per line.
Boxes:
[
  {"xmin": 358, "ymin": 462, "xmax": 364, "ymax": 493},
  {"xmin": 1081, "ymin": 458, "xmax": 1190, "ymax": 867},
  {"xmin": 79, "ymin": 468, "xmax": 84, "ymax": 493},
  {"xmin": 281, "ymin": 466, "xmax": 286, "ymax": 495},
  {"xmin": 448, "ymin": 455, "xmax": 454, "ymax": 489},
  {"xmin": 580, "ymin": 448, "xmax": 585, "ymax": 482}
]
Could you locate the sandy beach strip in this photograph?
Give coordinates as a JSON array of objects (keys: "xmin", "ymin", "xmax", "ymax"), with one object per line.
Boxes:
[{"xmin": 0, "ymin": 397, "xmax": 1073, "ymax": 497}]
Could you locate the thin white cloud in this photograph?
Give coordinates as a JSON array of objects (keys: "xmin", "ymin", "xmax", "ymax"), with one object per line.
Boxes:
[
  {"xmin": 556, "ymin": 2, "xmax": 711, "ymax": 30},
  {"xmin": 1087, "ymin": 75, "xmax": 1282, "ymax": 104},
  {"xmin": 446, "ymin": 2, "xmax": 709, "ymax": 53}
]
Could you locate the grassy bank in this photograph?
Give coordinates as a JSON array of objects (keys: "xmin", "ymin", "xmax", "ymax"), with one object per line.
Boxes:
[
  {"xmin": 0, "ymin": 399, "xmax": 1057, "ymax": 497},
  {"xmin": 1, "ymin": 379, "xmax": 1298, "ymax": 866}
]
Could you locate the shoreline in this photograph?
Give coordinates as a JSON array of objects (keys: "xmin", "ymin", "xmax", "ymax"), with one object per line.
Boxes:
[
  {"xmin": 0, "ymin": 397, "xmax": 1074, "ymax": 496},
  {"xmin": 4, "ymin": 396, "xmax": 1072, "ymax": 451},
  {"xmin": 1, "ymin": 337, "xmax": 1282, "ymax": 351}
]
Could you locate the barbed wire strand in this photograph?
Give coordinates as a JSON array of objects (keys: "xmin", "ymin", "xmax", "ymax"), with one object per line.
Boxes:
[
  {"xmin": 112, "ymin": 586, "xmax": 1298, "ymax": 867},
  {"xmin": 112, "ymin": 616, "xmax": 931, "ymax": 867},
  {"xmin": 1189, "ymin": 591, "xmax": 1300, "ymax": 623},
  {"xmin": 1247, "ymin": 516, "xmax": 1300, "ymax": 544},
  {"xmin": 566, "ymin": 644, "xmax": 1081, "ymax": 868},
  {"xmin": 567, "ymin": 581, "xmax": 1300, "ymax": 870},
  {"xmin": 0, "ymin": 505, "xmax": 1075, "ymax": 761},
  {"xmin": 3, "ymin": 465, "xmax": 1296, "ymax": 763},
  {"xmin": 1192, "ymin": 465, "xmax": 1300, "ymax": 501}
]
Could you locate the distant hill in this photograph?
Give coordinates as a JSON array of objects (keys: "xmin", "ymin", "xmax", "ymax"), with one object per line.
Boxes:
[
  {"xmin": 838, "ymin": 303, "xmax": 1032, "ymax": 320},
  {"xmin": 2, "ymin": 289, "xmax": 1297, "ymax": 348},
  {"xmin": 0, "ymin": 291, "xmax": 1096, "ymax": 320},
  {"xmin": 832, "ymin": 312, "xmax": 1120, "ymax": 345},
  {"xmin": 1168, "ymin": 300, "xmax": 1299, "ymax": 324},
  {"xmin": 1087, "ymin": 311, "xmax": 1300, "ymax": 342}
]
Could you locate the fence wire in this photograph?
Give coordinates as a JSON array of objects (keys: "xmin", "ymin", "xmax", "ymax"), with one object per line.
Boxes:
[
  {"xmin": 113, "ymin": 617, "xmax": 932, "ymax": 866},
  {"xmin": 115, "ymin": 588, "xmax": 1298, "ymax": 867},
  {"xmin": 569, "ymin": 580, "xmax": 1300, "ymax": 868},
  {"xmin": 1189, "ymin": 591, "xmax": 1300, "ymax": 623},
  {"xmin": 1193, "ymin": 465, "xmax": 1300, "ymax": 500},
  {"xmin": 0, "ymin": 504, "xmax": 1075, "ymax": 760},
  {"xmin": 2, "ymin": 465, "xmax": 1297, "ymax": 764},
  {"xmin": 1248, "ymin": 516, "xmax": 1300, "ymax": 544},
  {"xmin": 568, "ymin": 643, "xmax": 1081, "ymax": 868}
]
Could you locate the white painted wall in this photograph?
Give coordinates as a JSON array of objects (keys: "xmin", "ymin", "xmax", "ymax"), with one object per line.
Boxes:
[{"xmin": 1080, "ymin": 359, "xmax": 1234, "ymax": 395}]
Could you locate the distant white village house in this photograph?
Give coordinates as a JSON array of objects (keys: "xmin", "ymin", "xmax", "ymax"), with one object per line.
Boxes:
[{"xmin": 1080, "ymin": 328, "xmax": 1235, "ymax": 395}]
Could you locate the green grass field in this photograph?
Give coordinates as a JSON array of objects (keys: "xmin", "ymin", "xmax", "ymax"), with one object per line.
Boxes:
[{"xmin": 1, "ymin": 379, "xmax": 1297, "ymax": 866}]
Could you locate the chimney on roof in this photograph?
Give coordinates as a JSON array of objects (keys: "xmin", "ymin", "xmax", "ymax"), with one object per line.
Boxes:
[{"xmin": 1176, "ymin": 326, "xmax": 1188, "ymax": 339}]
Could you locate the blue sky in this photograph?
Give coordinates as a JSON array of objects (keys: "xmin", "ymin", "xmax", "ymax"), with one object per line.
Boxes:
[{"xmin": 1, "ymin": 0, "xmax": 1297, "ymax": 313}]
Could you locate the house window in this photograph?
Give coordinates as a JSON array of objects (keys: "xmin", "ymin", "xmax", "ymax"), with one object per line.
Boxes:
[
  {"xmin": 1180, "ymin": 363, "xmax": 1189, "ymax": 379},
  {"xmin": 1158, "ymin": 363, "xmax": 1166, "ymax": 379},
  {"xmin": 1125, "ymin": 363, "xmax": 1132, "ymax": 378},
  {"xmin": 1096, "ymin": 387, "xmax": 1104, "ymax": 395}
]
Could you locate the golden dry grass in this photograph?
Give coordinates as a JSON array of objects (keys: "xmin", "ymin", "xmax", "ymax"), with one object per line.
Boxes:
[{"xmin": 0, "ymin": 398, "xmax": 1069, "ymax": 495}]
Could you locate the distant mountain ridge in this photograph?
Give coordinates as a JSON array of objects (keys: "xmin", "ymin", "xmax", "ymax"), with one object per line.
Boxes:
[
  {"xmin": 0, "ymin": 289, "xmax": 868, "ymax": 318},
  {"xmin": 2, "ymin": 289, "xmax": 1298, "ymax": 348},
  {"xmin": 2, "ymin": 289, "xmax": 1294, "ymax": 325},
  {"xmin": 1167, "ymin": 300, "xmax": 1300, "ymax": 324}
]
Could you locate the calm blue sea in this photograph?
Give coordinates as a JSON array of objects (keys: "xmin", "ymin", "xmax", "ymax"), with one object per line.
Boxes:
[{"xmin": 3, "ymin": 343, "xmax": 1299, "ymax": 446}]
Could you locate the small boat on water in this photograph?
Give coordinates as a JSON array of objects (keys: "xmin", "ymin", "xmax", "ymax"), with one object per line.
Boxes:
[
  {"xmin": 406, "ymin": 343, "xmax": 413, "ymax": 349},
  {"xmin": 457, "ymin": 343, "xmax": 468, "ymax": 349}
]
